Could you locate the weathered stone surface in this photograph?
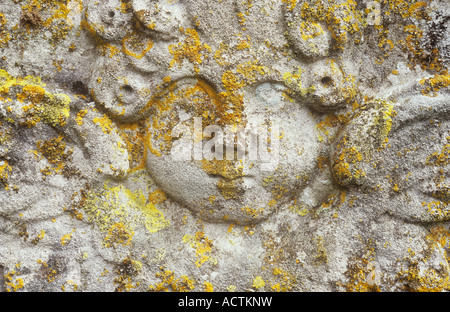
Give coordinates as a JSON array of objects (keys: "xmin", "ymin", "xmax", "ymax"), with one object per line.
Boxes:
[{"xmin": 0, "ymin": 0, "xmax": 449, "ymax": 292}]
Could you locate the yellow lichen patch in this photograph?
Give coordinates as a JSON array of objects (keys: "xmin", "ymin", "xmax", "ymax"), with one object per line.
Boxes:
[
  {"xmin": 213, "ymin": 42, "xmax": 230, "ymax": 66},
  {"xmin": 393, "ymin": 227, "xmax": 450, "ymax": 292},
  {"xmin": 122, "ymin": 32, "xmax": 154, "ymax": 60},
  {"xmin": 4, "ymin": 267, "xmax": 24, "ymax": 292},
  {"xmin": 0, "ymin": 13, "xmax": 11, "ymax": 48},
  {"xmin": 22, "ymin": 0, "xmax": 73, "ymax": 27},
  {"xmin": 263, "ymin": 235, "xmax": 287, "ymax": 266},
  {"xmin": 61, "ymin": 280, "xmax": 78, "ymax": 292},
  {"xmin": 37, "ymin": 93, "xmax": 70, "ymax": 127},
  {"xmin": 252, "ymin": 276, "xmax": 266, "ymax": 289},
  {"xmin": 34, "ymin": 134, "xmax": 76, "ymax": 178},
  {"xmin": 315, "ymin": 114, "xmax": 348, "ymax": 143},
  {"xmin": 270, "ymin": 267, "xmax": 297, "ymax": 292},
  {"xmin": 148, "ymin": 189, "xmax": 167, "ymax": 206},
  {"xmin": 19, "ymin": 0, "xmax": 81, "ymax": 47},
  {"xmin": 289, "ymin": 201, "xmax": 309, "ymax": 216},
  {"xmin": 118, "ymin": 122, "xmax": 147, "ymax": 172},
  {"xmin": 0, "ymin": 69, "xmax": 71, "ymax": 127},
  {"xmin": 16, "ymin": 84, "xmax": 45, "ymax": 103},
  {"xmin": 114, "ymin": 256, "xmax": 142, "ymax": 292},
  {"xmin": 422, "ymin": 200, "xmax": 449, "ymax": 221},
  {"xmin": 103, "ymin": 222, "xmax": 134, "ymax": 248},
  {"xmin": 400, "ymin": 18, "xmax": 445, "ymax": 74},
  {"xmin": 295, "ymin": 0, "xmax": 363, "ymax": 50},
  {"xmin": 218, "ymin": 61, "xmax": 269, "ymax": 125},
  {"xmin": 169, "ymin": 28, "xmax": 211, "ymax": 74},
  {"xmin": 424, "ymin": 145, "xmax": 450, "ymax": 213},
  {"xmin": 119, "ymin": 0, "xmax": 132, "ymax": 14},
  {"xmin": 93, "ymin": 114, "xmax": 115, "ymax": 134},
  {"xmin": 149, "ymin": 267, "xmax": 195, "ymax": 292},
  {"xmin": 182, "ymin": 231, "xmax": 216, "ymax": 268},
  {"xmin": 332, "ymin": 143, "xmax": 366, "ymax": 183},
  {"xmin": 141, "ymin": 202, "xmax": 170, "ymax": 234},
  {"xmin": 283, "ymin": 0, "xmax": 298, "ymax": 11},
  {"xmin": 0, "ymin": 160, "xmax": 13, "ymax": 189},
  {"xmin": 81, "ymin": 180, "xmax": 170, "ymax": 242},
  {"xmin": 204, "ymin": 281, "xmax": 214, "ymax": 292},
  {"xmin": 426, "ymin": 138, "xmax": 450, "ymax": 167},
  {"xmin": 420, "ymin": 74, "xmax": 450, "ymax": 97},
  {"xmin": 299, "ymin": 21, "xmax": 324, "ymax": 41},
  {"xmin": 341, "ymin": 258, "xmax": 381, "ymax": 292},
  {"xmin": 237, "ymin": 12, "xmax": 246, "ymax": 26},
  {"xmin": 332, "ymin": 100, "xmax": 396, "ymax": 186},
  {"xmin": 31, "ymin": 230, "xmax": 46, "ymax": 245},
  {"xmin": 75, "ymin": 109, "xmax": 87, "ymax": 125},
  {"xmin": 283, "ymin": 67, "xmax": 315, "ymax": 98},
  {"xmin": 37, "ymin": 259, "xmax": 61, "ymax": 283},
  {"xmin": 236, "ymin": 37, "xmax": 251, "ymax": 50},
  {"xmin": 61, "ymin": 228, "xmax": 75, "ymax": 246},
  {"xmin": 235, "ymin": 60, "xmax": 269, "ymax": 85},
  {"xmin": 383, "ymin": 0, "xmax": 428, "ymax": 19},
  {"xmin": 340, "ymin": 238, "xmax": 381, "ymax": 292},
  {"xmin": 241, "ymin": 205, "xmax": 265, "ymax": 219},
  {"xmin": 314, "ymin": 236, "xmax": 328, "ymax": 264},
  {"xmin": 398, "ymin": 261, "xmax": 450, "ymax": 292},
  {"xmin": 427, "ymin": 227, "xmax": 450, "ymax": 271}
]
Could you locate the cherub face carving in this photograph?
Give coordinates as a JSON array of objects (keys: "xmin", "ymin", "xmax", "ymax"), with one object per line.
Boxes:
[
  {"xmin": 83, "ymin": 0, "xmax": 370, "ymax": 224},
  {"xmin": 144, "ymin": 79, "xmax": 323, "ymax": 224}
]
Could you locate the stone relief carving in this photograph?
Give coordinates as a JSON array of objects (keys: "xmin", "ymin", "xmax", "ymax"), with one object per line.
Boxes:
[{"xmin": 0, "ymin": 0, "xmax": 449, "ymax": 292}]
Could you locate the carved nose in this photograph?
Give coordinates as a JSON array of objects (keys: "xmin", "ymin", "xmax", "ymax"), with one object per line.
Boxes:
[{"xmin": 212, "ymin": 136, "xmax": 247, "ymax": 161}]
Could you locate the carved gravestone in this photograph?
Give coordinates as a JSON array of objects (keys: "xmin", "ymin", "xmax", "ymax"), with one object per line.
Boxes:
[{"xmin": 0, "ymin": 0, "xmax": 449, "ymax": 292}]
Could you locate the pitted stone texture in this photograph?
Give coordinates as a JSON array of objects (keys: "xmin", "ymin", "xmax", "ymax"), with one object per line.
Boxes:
[{"xmin": 0, "ymin": 0, "xmax": 449, "ymax": 292}]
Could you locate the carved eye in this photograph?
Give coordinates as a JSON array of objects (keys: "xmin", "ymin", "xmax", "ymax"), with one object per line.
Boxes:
[{"xmin": 85, "ymin": 0, "xmax": 134, "ymax": 42}]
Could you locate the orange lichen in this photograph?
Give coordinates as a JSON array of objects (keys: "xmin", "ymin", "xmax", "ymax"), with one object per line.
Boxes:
[
  {"xmin": 420, "ymin": 74, "xmax": 450, "ymax": 97},
  {"xmin": 0, "ymin": 13, "xmax": 11, "ymax": 48},
  {"xmin": 122, "ymin": 32, "xmax": 154, "ymax": 59},
  {"xmin": 426, "ymin": 137, "xmax": 450, "ymax": 167},
  {"xmin": 0, "ymin": 69, "xmax": 71, "ymax": 128},
  {"xmin": 103, "ymin": 222, "xmax": 134, "ymax": 248},
  {"xmin": 4, "ymin": 268, "xmax": 24, "ymax": 292},
  {"xmin": 60, "ymin": 229, "xmax": 75, "ymax": 246},
  {"xmin": 270, "ymin": 267, "xmax": 297, "ymax": 292},
  {"xmin": 182, "ymin": 231, "xmax": 216, "ymax": 267},
  {"xmin": 34, "ymin": 134, "xmax": 75, "ymax": 178},
  {"xmin": 149, "ymin": 267, "xmax": 195, "ymax": 292},
  {"xmin": 204, "ymin": 281, "xmax": 214, "ymax": 292},
  {"xmin": 93, "ymin": 114, "xmax": 114, "ymax": 134},
  {"xmin": 37, "ymin": 259, "xmax": 61, "ymax": 283},
  {"xmin": 169, "ymin": 28, "xmax": 211, "ymax": 74},
  {"xmin": 114, "ymin": 256, "xmax": 142, "ymax": 292},
  {"xmin": 0, "ymin": 160, "xmax": 13, "ymax": 190}
]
